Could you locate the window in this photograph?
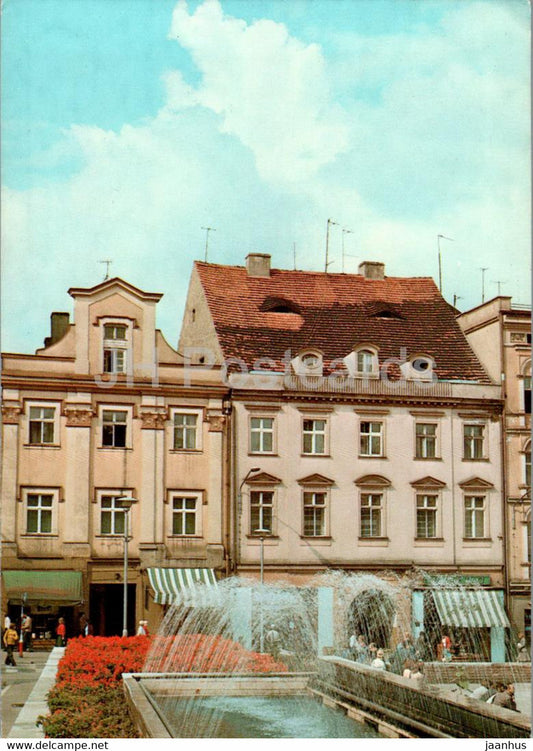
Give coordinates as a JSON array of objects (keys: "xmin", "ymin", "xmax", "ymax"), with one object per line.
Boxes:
[
  {"xmin": 525, "ymin": 445, "xmax": 531, "ymax": 488},
  {"xmin": 250, "ymin": 417, "xmax": 274, "ymax": 453},
  {"xmin": 360, "ymin": 493, "xmax": 382, "ymax": 537},
  {"xmin": 29, "ymin": 406, "xmax": 55, "ymax": 444},
  {"xmin": 463, "ymin": 424, "xmax": 485, "ymax": 460},
  {"xmin": 172, "ymin": 496, "xmax": 198, "ymax": 535},
  {"xmin": 100, "ymin": 495, "xmax": 126, "ymax": 535},
  {"xmin": 464, "ymin": 495, "xmax": 485, "ymax": 538},
  {"xmin": 303, "ymin": 492, "xmax": 326, "ymax": 536},
  {"xmin": 360, "ymin": 421, "xmax": 383, "ymax": 457},
  {"xmin": 103, "ymin": 323, "xmax": 128, "ymax": 374},
  {"xmin": 250, "ymin": 491, "xmax": 273, "ymax": 534},
  {"xmin": 303, "ymin": 419, "xmax": 326, "ymax": 455},
  {"xmin": 524, "ymin": 376, "xmax": 531, "ymax": 415},
  {"xmin": 173, "ymin": 413, "xmax": 198, "ymax": 450},
  {"xmin": 102, "ymin": 410, "xmax": 127, "ymax": 447},
  {"xmin": 416, "ymin": 423, "xmax": 437, "ymax": 459},
  {"xmin": 302, "ymin": 354, "xmax": 319, "ymax": 368},
  {"xmin": 26, "ymin": 493, "xmax": 53, "ymax": 534},
  {"xmin": 416, "ymin": 495, "xmax": 437, "ymax": 538},
  {"xmin": 357, "ymin": 350, "xmax": 376, "ymax": 375}
]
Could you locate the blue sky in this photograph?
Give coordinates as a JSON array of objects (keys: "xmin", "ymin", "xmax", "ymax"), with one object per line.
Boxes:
[{"xmin": 2, "ymin": 0, "xmax": 530, "ymax": 353}]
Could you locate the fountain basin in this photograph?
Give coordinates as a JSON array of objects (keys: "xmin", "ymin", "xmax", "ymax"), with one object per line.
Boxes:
[{"xmin": 123, "ymin": 672, "xmax": 380, "ymax": 738}]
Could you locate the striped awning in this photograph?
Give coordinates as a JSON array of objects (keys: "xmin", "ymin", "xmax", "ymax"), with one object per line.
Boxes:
[
  {"xmin": 147, "ymin": 568, "xmax": 218, "ymax": 607},
  {"xmin": 432, "ymin": 589, "xmax": 510, "ymax": 629},
  {"xmin": 2, "ymin": 570, "xmax": 82, "ymax": 604}
]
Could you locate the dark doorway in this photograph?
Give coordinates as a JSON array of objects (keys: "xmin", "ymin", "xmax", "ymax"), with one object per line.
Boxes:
[
  {"xmin": 348, "ymin": 589, "xmax": 395, "ymax": 648},
  {"xmin": 90, "ymin": 584, "xmax": 136, "ymax": 636}
]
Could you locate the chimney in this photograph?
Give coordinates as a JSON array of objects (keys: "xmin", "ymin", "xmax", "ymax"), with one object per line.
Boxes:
[
  {"xmin": 358, "ymin": 261, "xmax": 385, "ymax": 280},
  {"xmin": 246, "ymin": 253, "xmax": 271, "ymax": 278},
  {"xmin": 44, "ymin": 312, "xmax": 70, "ymax": 347}
]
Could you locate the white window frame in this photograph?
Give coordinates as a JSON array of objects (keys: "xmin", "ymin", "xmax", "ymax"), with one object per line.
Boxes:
[
  {"xmin": 302, "ymin": 489, "xmax": 329, "ymax": 537},
  {"xmin": 171, "ymin": 408, "xmax": 203, "ymax": 451},
  {"xmin": 464, "ymin": 495, "xmax": 487, "ymax": 539},
  {"xmin": 168, "ymin": 492, "xmax": 202, "ymax": 537},
  {"xmin": 463, "ymin": 422, "xmax": 486, "ymax": 460},
  {"xmin": 98, "ymin": 405, "xmax": 132, "ymax": 449},
  {"xmin": 22, "ymin": 488, "xmax": 58, "ymax": 535},
  {"xmin": 99, "ymin": 492, "xmax": 128, "ymax": 536},
  {"xmin": 101, "ymin": 319, "xmax": 132, "ymax": 375},
  {"xmin": 302, "ymin": 417, "xmax": 328, "ymax": 455},
  {"xmin": 249, "ymin": 489, "xmax": 275, "ymax": 535},
  {"xmin": 360, "ymin": 492, "xmax": 384, "ymax": 538},
  {"xmin": 415, "ymin": 422, "xmax": 438, "ymax": 459},
  {"xmin": 291, "ymin": 350, "xmax": 323, "ymax": 376},
  {"xmin": 415, "ymin": 494, "xmax": 439, "ymax": 539},
  {"xmin": 359, "ymin": 420, "xmax": 384, "ymax": 457},
  {"xmin": 356, "ymin": 349, "xmax": 378, "ymax": 376},
  {"xmin": 523, "ymin": 518, "xmax": 531, "ymax": 566},
  {"xmin": 26, "ymin": 402, "xmax": 60, "ymax": 446},
  {"xmin": 249, "ymin": 415, "xmax": 276, "ymax": 454},
  {"xmin": 524, "ymin": 442, "xmax": 531, "ymax": 488},
  {"xmin": 400, "ymin": 354, "xmax": 434, "ymax": 381}
]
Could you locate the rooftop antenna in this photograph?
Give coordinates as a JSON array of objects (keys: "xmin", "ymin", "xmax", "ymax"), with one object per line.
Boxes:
[
  {"xmin": 293, "ymin": 242, "xmax": 296, "ymax": 270},
  {"xmin": 201, "ymin": 227, "xmax": 216, "ymax": 262},
  {"xmin": 325, "ymin": 218, "xmax": 338, "ymax": 272},
  {"xmin": 492, "ymin": 280, "xmax": 506, "ymax": 296},
  {"xmin": 480, "ymin": 267, "xmax": 489, "ymax": 303},
  {"xmin": 437, "ymin": 234, "xmax": 454, "ymax": 293},
  {"xmin": 341, "ymin": 228, "xmax": 353, "ymax": 273},
  {"xmin": 99, "ymin": 260, "xmax": 112, "ymax": 281},
  {"xmin": 453, "ymin": 293, "xmax": 462, "ymax": 309}
]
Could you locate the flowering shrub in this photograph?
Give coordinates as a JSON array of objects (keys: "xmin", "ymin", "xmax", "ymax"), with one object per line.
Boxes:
[{"xmin": 39, "ymin": 634, "xmax": 287, "ymax": 737}]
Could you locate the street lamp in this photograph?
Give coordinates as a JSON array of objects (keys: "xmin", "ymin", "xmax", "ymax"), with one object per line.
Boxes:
[
  {"xmin": 115, "ymin": 496, "xmax": 137, "ymax": 636},
  {"xmin": 254, "ymin": 527, "xmax": 269, "ymax": 653}
]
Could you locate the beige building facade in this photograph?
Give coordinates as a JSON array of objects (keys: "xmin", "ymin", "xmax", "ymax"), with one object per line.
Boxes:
[
  {"xmin": 1, "ymin": 278, "xmax": 229, "ymax": 637},
  {"xmin": 458, "ymin": 297, "xmax": 531, "ymax": 641}
]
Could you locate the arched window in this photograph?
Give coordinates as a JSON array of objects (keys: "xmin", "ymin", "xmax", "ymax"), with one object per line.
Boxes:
[
  {"xmin": 357, "ymin": 349, "xmax": 376, "ymax": 375},
  {"xmin": 523, "ymin": 362, "xmax": 531, "ymax": 415},
  {"xmin": 344, "ymin": 345, "xmax": 379, "ymax": 378}
]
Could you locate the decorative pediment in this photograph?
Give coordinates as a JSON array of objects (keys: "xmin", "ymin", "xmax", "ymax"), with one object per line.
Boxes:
[
  {"xmin": 297, "ymin": 473, "xmax": 334, "ymax": 487},
  {"xmin": 410, "ymin": 476, "xmax": 447, "ymax": 489},
  {"xmin": 458, "ymin": 477, "xmax": 495, "ymax": 490},
  {"xmin": 245, "ymin": 472, "xmax": 282, "ymax": 485},
  {"xmin": 354, "ymin": 474, "xmax": 391, "ymax": 488}
]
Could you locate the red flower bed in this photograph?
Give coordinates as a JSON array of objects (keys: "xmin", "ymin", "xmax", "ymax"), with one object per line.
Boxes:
[{"xmin": 55, "ymin": 635, "xmax": 150, "ymax": 688}]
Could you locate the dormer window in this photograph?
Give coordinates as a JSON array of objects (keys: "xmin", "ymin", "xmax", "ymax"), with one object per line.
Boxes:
[
  {"xmin": 302, "ymin": 353, "xmax": 319, "ymax": 368},
  {"xmin": 402, "ymin": 354, "xmax": 434, "ymax": 381},
  {"xmin": 292, "ymin": 350, "xmax": 323, "ymax": 376},
  {"xmin": 102, "ymin": 321, "xmax": 130, "ymax": 374},
  {"xmin": 344, "ymin": 345, "xmax": 379, "ymax": 378},
  {"xmin": 357, "ymin": 349, "xmax": 376, "ymax": 375}
]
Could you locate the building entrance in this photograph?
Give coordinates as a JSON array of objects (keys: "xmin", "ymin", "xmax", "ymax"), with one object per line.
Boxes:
[{"xmin": 90, "ymin": 584, "xmax": 136, "ymax": 636}]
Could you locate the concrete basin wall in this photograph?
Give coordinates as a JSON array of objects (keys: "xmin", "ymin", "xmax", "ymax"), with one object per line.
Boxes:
[{"xmin": 316, "ymin": 657, "xmax": 531, "ymax": 739}]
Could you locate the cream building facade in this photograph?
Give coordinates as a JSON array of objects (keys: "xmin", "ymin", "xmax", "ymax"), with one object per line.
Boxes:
[
  {"xmin": 1, "ymin": 278, "xmax": 229, "ymax": 637},
  {"xmin": 458, "ymin": 297, "xmax": 531, "ymax": 643}
]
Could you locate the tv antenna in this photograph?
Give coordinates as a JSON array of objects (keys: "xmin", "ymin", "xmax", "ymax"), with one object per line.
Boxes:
[
  {"xmin": 479, "ymin": 267, "xmax": 489, "ymax": 303},
  {"xmin": 293, "ymin": 242, "xmax": 296, "ymax": 270},
  {"xmin": 99, "ymin": 260, "xmax": 112, "ymax": 280},
  {"xmin": 325, "ymin": 218, "xmax": 338, "ymax": 272},
  {"xmin": 453, "ymin": 293, "xmax": 462, "ymax": 309},
  {"xmin": 341, "ymin": 228, "xmax": 354, "ymax": 273},
  {"xmin": 492, "ymin": 280, "xmax": 506, "ymax": 296},
  {"xmin": 201, "ymin": 227, "xmax": 216, "ymax": 262},
  {"xmin": 437, "ymin": 234, "xmax": 454, "ymax": 293}
]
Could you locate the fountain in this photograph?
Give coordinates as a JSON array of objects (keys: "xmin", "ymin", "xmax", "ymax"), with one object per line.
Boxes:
[{"xmin": 123, "ymin": 570, "xmax": 530, "ymax": 738}]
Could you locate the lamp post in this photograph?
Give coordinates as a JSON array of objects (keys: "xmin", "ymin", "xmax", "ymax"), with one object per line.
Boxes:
[
  {"xmin": 19, "ymin": 592, "xmax": 27, "ymax": 657},
  {"xmin": 116, "ymin": 496, "xmax": 137, "ymax": 636},
  {"xmin": 254, "ymin": 528, "xmax": 269, "ymax": 653}
]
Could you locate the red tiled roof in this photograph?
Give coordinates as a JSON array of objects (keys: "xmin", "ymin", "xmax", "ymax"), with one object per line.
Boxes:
[{"xmin": 195, "ymin": 262, "xmax": 490, "ymax": 383}]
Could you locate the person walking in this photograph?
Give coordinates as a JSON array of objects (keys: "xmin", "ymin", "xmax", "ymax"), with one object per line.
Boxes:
[
  {"xmin": 137, "ymin": 620, "xmax": 147, "ymax": 635},
  {"xmin": 516, "ymin": 633, "xmax": 530, "ymax": 662},
  {"xmin": 4, "ymin": 624, "xmax": 19, "ymax": 666},
  {"xmin": 56, "ymin": 617, "xmax": 66, "ymax": 647},
  {"xmin": 21, "ymin": 613, "xmax": 33, "ymax": 652}
]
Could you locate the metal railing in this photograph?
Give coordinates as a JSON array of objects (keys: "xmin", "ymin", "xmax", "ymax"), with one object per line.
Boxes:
[{"xmin": 283, "ymin": 374, "xmax": 453, "ymax": 398}]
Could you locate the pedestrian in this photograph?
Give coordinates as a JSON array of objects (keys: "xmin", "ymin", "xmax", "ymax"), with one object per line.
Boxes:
[
  {"xmin": 56, "ymin": 617, "xmax": 66, "ymax": 647},
  {"xmin": 492, "ymin": 683, "xmax": 518, "ymax": 711},
  {"xmin": 265, "ymin": 623, "xmax": 280, "ymax": 659},
  {"xmin": 410, "ymin": 662, "xmax": 426, "ymax": 690},
  {"xmin": 348, "ymin": 632, "xmax": 358, "ymax": 659},
  {"xmin": 21, "ymin": 612, "xmax": 33, "ymax": 652},
  {"xmin": 371, "ymin": 648, "xmax": 387, "ymax": 670},
  {"xmin": 368, "ymin": 642, "xmax": 378, "ymax": 663},
  {"xmin": 78, "ymin": 611, "xmax": 88, "ymax": 637},
  {"xmin": 516, "ymin": 632, "xmax": 530, "ymax": 662},
  {"xmin": 137, "ymin": 620, "xmax": 147, "ymax": 636},
  {"xmin": 415, "ymin": 631, "xmax": 432, "ymax": 661},
  {"xmin": 470, "ymin": 682, "xmax": 491, "ymax": 701},
  {"xmin": 3, "ymin": 623, "xmax": 19, "ymax": 666},
  {"xmin": 394, "ymin": 635, "xmax": 416, "ymax": 673},
  {"xmin": 355, "ymin": 634, "xmax": 369, "ymax": 663},
  {"xmin": 142, "ymin": 620, "xmax": 150, "ymax": 636},
  {"xmin": 402, "ymin": 659, "xmax": 415, "ymax": 678},
  {"xmin": 438, "ymin": 633, "xmax": 452, "ymax": 662},
  {"xmin": 3, "ymin": 615, "xmax": 10, "ymax": 651}
]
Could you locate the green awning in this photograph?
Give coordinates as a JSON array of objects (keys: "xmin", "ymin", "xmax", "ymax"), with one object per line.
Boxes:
[
  {"xmin": 432, "ymin": 589, "xmax": 510, "ymax": 629},
  {"xmin": 147, "ymin": 567, "xmax": 218, "ymax": 607},
  {"xmin": 2, "ymin": 571, "xmax": 82, "ymax": 604}
]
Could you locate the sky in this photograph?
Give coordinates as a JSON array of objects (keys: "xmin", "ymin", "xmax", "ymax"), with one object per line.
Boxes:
[{"xmin": 2, "ymin": 0, "xmax": 530, "ymax": 354}]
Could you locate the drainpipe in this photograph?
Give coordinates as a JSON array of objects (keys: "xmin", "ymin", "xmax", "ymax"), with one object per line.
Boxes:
[
  {"xmin": 450, "ymin": 407, "xmax": 457, "ymax": 569},
  {"xmin": 222, "ymin": 391, "xmax": 233, "ymax": 576},
  {"xmin": 499, "ymin": 314, "xmax": 510, "ymax": 614}
]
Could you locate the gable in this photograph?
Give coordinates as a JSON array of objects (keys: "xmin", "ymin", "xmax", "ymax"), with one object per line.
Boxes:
[
  {"xmin": 297, "ymin": 473, "xmax": 334, "ymax": 486},
  {"xmin": 354, "ymin": 474, "xmax": 391, "ymax": 488},
  {"xmin": 410, "ymin": 476, "xmax": 447, "ymax": 489}
]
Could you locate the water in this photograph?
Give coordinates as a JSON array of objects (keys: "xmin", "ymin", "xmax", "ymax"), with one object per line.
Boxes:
[{"xmin": 156, "ymin": 695, "xmax": 380, "ymax": 738}]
